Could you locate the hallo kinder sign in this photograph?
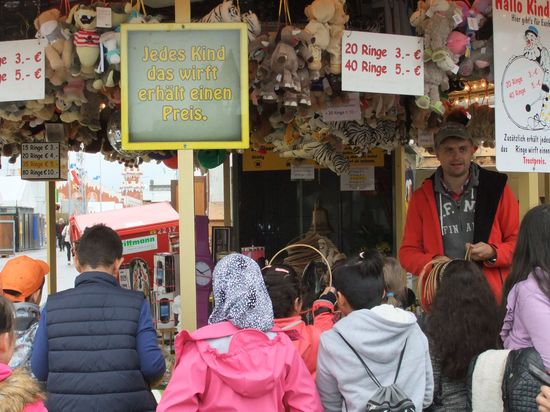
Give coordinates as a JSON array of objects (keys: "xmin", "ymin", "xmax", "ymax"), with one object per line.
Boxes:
[
  {"xmin": 495, "ymin": 0, "xmax": 550, "ymax": 16},
  {"xmin": 493, "ymin": 0, "xmax": 550, "ymax": 171},
  {"xmin": 121, "ymin": 23, "xmax": 249, "ymax": 150}
]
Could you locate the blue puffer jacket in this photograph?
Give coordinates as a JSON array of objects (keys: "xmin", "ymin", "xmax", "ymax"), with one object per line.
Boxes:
[{"xmin": 45, "ymin": 272, "xmax": 158, "ymax": 412}]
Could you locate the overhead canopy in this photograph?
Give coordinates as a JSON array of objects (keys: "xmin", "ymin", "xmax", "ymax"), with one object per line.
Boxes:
[{"xmin": 72, "ymin": 202, "xmax": 179, "ymax": 238}]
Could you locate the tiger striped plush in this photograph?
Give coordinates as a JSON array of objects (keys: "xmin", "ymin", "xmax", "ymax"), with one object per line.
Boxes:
[
  {"xmin": 199, "ymin": 0, "xmax": 241, "ymax": 23},
  {"xmin": 199, "ymin": 0, "xmax": 261, "ymax": 40},
  {"xmin": 329, "ymin": 120, "xmax": 399, "ymax": 153}
]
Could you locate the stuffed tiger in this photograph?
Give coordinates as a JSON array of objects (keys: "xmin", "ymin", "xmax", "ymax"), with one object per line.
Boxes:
[
  {"xmin": 199, "ymin": 0, "xmax": 261, "ymax": 41},
  {"xmin": 199, "ymin": 0, "xmax": 241, "ymax": 23},
  {"xmin": 329, "ymin": 120, "xmax": 399, "ymax": 153},
  {"xmin": 278, "ymin": 141, "xmax": 350, "ymax": 175}
]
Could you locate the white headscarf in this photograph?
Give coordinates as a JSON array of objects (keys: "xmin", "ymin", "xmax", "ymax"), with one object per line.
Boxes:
[{"xmin": 208, "ymin": 253, "xmax": 274, "ymax": 332}]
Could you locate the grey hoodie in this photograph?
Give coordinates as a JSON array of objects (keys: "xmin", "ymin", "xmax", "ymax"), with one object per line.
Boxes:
[{"xmin": 316, "ymin": 304, "xmax": 434, "ymax": 412}]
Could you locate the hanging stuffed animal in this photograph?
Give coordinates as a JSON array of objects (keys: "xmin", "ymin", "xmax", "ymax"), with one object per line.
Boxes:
[
  {"xmin": 35, "ymin": 9, "xmax": 73, "ymax": 86},
  {"xmin": 67, "ymin": 4, "xmax": 100, "ymax": 78},
  {"xmin": 304, "ymin": 0, "xmax": 335, "ymax": 79},
  {"xmin": 416, "ymin": 61, "xmax": 449, "ymax": 114},
  {"xmin": 327, "ymin": 0, "xmax": 349, "ymax": 74},
  {"xmin": 34, "ymin": 9, "xmax": 73, "ymax": 72}
]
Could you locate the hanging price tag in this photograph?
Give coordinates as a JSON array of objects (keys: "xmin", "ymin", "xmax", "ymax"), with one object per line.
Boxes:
[{"xmin": 468, "ymin": 16, "xmax": 479, "ymax": 31}]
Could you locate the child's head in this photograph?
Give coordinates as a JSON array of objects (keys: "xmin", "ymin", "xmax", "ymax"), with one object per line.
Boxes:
[
  {"xmin": 262, "ymin": 264, "xmax": 302, "ymax": 318},
  {"xmin": 0, "ymin": 296, "xmax": 15, "ymax": 364},
  {"xmin": 505, "ymin": 204, "xmax": 550, "ymax": 303},
  {"xmin": 333, "ymin": 250, "xmax": 385, "ymax": 315},
  {"xmin": 382, "ymin": 257, "xmax": 407, "ymax": 308},
  {"xmin": 76, "ymin": 224, "xmax": 123, "ymax": 272},
  {"xmin": 427, "ymin": 259, "xmax": 498, "ymax": 380},
  {"xmin": 1, "ymin": 256, "xmax": 49, "ymax": 304},
  {"xmin": 208, "ymin": 253, "xmax": 274, "ymax": 332}
]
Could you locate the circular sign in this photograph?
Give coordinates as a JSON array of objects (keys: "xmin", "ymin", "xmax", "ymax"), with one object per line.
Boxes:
[
  {"xmin": 195, "ymin": 261, "xmax": 212, "ymax": 286},
  {"xmin": 501, "ymin": 56, "xmax": 547, "ymax": 130}
]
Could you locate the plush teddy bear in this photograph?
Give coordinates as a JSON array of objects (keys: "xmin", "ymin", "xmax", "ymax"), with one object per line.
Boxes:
[
  {"xmin": 304, "ymin": 0, "xmax": 335, "ymax": 79},
  {"xmin": 111, "ymin": 2, "xmax": 133, "ymax": 28},
  {"xmin": 35, "ymin": 9, "xmax": 73, "ymax": 72},
  {"xmin": 410, "ymin": 1, "xmax": 428, "ymax": 36},
  {"xmin": 416, "ymin": 61, "xmax": 449, "ymax": 114},
  {"xmin": 327, "ymin": 0, "xmax": 349, "ymax": 75},
  {"xmin": 423, "ymin": 0, "xmax": 460, "ymax": 66},
  {"xmin": 61, "ymin": 78, "xmax": 88, "ymax": 107},
  {"xmin": 67, "ymin": 4, "xmax": 100, "ymax": 78}
]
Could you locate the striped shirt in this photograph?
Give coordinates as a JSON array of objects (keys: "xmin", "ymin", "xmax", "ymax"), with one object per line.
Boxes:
[{"xmin": 73, "ymin": 30, "xmax": 99, "ymax": 47}]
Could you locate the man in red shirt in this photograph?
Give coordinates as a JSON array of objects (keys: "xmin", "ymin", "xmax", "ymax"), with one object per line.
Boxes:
[{"xmin": 399, "ymin": 117, "xmax": 519, "ymax": 301}]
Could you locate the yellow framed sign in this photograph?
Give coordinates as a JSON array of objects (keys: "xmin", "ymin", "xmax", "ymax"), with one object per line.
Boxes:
[{"xmin": 120, "ymin": 22, "xmax": 249, "ymax": 150}]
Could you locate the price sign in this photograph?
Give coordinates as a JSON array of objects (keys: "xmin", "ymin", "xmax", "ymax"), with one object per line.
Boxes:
[
  {"xmin": 342, "ymin": 31, "xmax": 424, "ymax": 96},
  {"xmin": 0, "ymin": 39, "xmax": 45, "ymax": 102},
  {"xmin": 21, "ymin": 142, "xmax": 67, "ymax": 181}
]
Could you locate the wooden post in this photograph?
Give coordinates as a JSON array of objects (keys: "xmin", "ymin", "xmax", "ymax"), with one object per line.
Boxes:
[
  {"xmin": 46, "ymin": 181, "xmax": 57, "ymax": 294},
  {"xmin": 394, "ymin": 147, "xmax": 406, "ymax": 254},
  {"xmin": 174, "ymin": 0, "xmax": 197, "ymax": 331},
  {"xmin": 517, "ymin": 172, "xmax": 539, "ymax": 219},
  {"xmin": 223, "ymin": 158, "xmax": 231, "ymax": 226}
]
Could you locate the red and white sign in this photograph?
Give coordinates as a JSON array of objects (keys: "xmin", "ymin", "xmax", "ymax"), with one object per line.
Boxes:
[
  {"xmin": 0, "ymin": 39, "xmax": 44, "ymax": 102},
  {"xmin": 341, "ymin": 31, "xmax": 423, "ymax": 96}
]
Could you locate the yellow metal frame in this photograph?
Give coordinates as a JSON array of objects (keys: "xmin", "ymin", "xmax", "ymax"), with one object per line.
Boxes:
[{"xmin": 120, "ymin": 22, "xmax": 250, "ymax": 150}]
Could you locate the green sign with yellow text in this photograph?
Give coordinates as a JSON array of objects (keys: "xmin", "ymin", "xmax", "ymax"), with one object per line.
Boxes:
[{"xmin": 121, "ymin": 23, "xmax": 249, "ymax": 150}]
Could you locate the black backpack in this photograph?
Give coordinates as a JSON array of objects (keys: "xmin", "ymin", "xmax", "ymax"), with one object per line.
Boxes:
[{"xmin": 337, "ymin": 332, "xmax": 416, "ymax": 412}]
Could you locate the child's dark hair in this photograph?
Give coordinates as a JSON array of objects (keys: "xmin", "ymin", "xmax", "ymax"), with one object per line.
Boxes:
[
  {"xmin": 427, "ymin": 260, "xmax": 498, "ymax": 380},
  {"xmin": 262, "ymin": 264, "xmax": 302, "ymax": 318},
  {"xmin": 77, "ymin": 224, "xmax": 123, "ymax": 269},
  {"xmin": 333, "ymin": 250, "xmax": 385, "ymax": 310},
  {"xmin": 0, "ymin": 296, "xmax": 15, "ymax": 335}
]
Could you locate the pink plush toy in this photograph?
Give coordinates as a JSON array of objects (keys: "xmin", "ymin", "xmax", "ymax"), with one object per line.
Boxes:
[{"xmin": 447, "ymin": 31, "xmax": 470, "ymax": 56}]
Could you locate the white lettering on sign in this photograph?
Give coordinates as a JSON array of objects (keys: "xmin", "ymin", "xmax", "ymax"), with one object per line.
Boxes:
[
  {"xmin": 0, "ymin": 39, "xmax": 45, "ymax": 102},
  {"xmin": 341, "ymin": 31, "xmax": 424, "ymax": 96},
  {"xmin": 322, "ymin": 102, "xmax": 362, "ymax": 122},
  {"xmin": 291, "ymin": 163, "xmax": 315, "ymax": 181},
  {"xmin": 340, "ymin": 166, "xmax": 375, "ymax": 191}
]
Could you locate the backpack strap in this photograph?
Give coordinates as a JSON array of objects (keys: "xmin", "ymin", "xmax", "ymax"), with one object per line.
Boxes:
[
  {"xmin": 336, "ymin": 331, "xmax": 381, "ymax": 388},
  {"xmin": 337, "ymin": 331, "xmax": 409, "ymax": 387},
  {"xmin": 393, "ymin": 339, "xmax": 408, "ymax": 384}
]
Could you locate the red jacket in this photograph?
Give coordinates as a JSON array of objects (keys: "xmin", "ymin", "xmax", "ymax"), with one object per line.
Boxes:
[
  {"xmin": 273, "ymin": 299, "xmax": 334, "ymax": 376},
  {"xmin": 399, "ymin": 168, "xmax": 519, "ymax": 303}
]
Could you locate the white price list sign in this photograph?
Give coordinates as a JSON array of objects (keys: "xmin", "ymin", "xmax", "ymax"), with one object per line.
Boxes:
[
  {"xmin": 340, "ymin": 166, "xmax": 375, "ymax": 191},
  {"xmin": 0, "ymin": 39, "xmax": 45, "ymax": 102},
  {"xmin": 21, "ymin": 142, "xmax": 67, "ymax": 181},
  {"xmin": 341, "ymin": 31, "xmax": 424, "ymax": 96}
]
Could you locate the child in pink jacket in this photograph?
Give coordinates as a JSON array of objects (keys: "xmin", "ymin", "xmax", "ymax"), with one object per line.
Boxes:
[
  {"xmin": 0, "ymin": 296, "xmax": 46, "ymax": 412},
  {"xmin": 157, "ymin": 254, "xmax": 322, "ymax": 412},
  {"xmin": 262, "ymin": 264, "xmax": 335, "ymax": 376}
]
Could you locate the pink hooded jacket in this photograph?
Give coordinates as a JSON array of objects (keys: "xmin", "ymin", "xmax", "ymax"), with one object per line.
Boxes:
[
  {"xmin": 0, "ymin": 363, "xmax": 47, "ymax": 412},
  {"xmin": 157, "ymin": 321, "xmax": 322, "ymax": 412}
]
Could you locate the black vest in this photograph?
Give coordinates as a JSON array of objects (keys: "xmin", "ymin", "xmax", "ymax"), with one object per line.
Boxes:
[{"xmin": 45, "ymin": 271, "xmax": 158, "ymax": 412}]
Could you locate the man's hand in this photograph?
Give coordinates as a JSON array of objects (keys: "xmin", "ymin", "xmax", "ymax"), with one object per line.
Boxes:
[
  {"xmin": 465, "ymin": 242, "xmax": 496, "ymax": 262},
  {"xmin": 537, "ymin": 385, "xmax": 550, "ymax": 412}
]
